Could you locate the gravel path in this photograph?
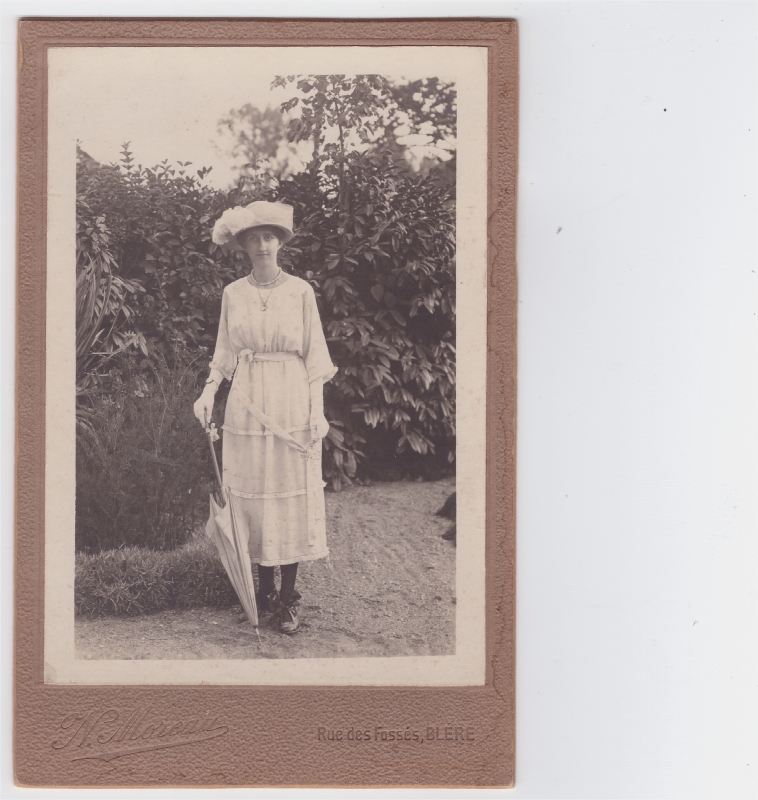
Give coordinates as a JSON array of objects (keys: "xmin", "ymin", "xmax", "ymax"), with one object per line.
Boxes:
[{"xmin": 75, "ymin": 478, "xmax": 456, "ymax": 660}]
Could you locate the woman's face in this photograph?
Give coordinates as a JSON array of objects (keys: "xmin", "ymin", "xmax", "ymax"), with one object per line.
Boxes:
[{"xmin": 239, "ymin": 226, "xmax": 282, "ymax": 266}]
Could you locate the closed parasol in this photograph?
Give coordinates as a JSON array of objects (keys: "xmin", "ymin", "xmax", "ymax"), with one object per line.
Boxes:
[{"xmin": 203, "ymin": 414, "xmax": 260, "ymax": 641}]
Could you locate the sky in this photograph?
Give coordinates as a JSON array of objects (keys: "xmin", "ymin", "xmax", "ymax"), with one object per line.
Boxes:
[
  {"xmin": 73, "ymin": 54, "xmax": 297, "ymax": 188},
  {"xmin": 69, "ymin": 48, "xmax": 455, "ymax": 189}
]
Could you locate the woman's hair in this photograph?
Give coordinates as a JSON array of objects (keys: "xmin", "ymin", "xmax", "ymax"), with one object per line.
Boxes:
[{"xmin": 237, "ymin": 225, "xmax": 284, "ymax": 247}]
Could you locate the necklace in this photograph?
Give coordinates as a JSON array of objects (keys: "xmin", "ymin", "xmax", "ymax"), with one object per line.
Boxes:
[
  {"xmin": 251, "ymin": 268, "xmax": 281, "ymax": 311},
  {"xmin": 251, "ymin": 268, "xmax": 281, "ymax": 287}
]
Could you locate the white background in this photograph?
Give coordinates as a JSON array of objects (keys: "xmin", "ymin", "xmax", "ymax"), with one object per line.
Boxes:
[{"xmin": 2, "ymin": 2, "xmax": 756, "ymax": 798}]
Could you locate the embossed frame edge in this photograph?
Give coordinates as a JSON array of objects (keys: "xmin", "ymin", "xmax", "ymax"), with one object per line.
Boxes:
[{"xmin": 15, "ymin": 17, "xmax": 517, "ymax": 788}]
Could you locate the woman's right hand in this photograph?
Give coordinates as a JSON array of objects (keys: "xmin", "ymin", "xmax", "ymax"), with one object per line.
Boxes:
[{"xmin": 194, "ymin": 385, "xmax": 217, "ymax": 429}]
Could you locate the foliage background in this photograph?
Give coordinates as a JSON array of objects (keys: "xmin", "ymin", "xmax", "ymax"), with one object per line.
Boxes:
[{"xmin": 76, "ymin": 74, "xmax": 456, "ymax": 554}]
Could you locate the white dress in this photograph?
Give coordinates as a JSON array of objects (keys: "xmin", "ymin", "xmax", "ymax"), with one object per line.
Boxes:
[{"xmin": 209, "ymin": 272, "xmax": 337, "ymax": 566}]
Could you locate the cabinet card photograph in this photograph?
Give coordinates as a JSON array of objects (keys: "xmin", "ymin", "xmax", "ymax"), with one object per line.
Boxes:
[{"xmin": 17, "ymin": 18, "xmax": 516, "ymax": 788}]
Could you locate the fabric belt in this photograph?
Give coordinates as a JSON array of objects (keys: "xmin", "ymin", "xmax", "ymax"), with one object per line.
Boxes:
[
  {"xmin": 231, "ymin": 349, "xmax": 322, "ymax": 546},
  {"xmin": 237, "ymin": 349, "xmax": 300, "ymax": 363}
]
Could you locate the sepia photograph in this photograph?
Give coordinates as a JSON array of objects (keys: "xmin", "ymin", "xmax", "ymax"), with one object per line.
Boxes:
[
  {"xmin": 43, "ymin": 45, "xmax": 490, "ymax": 685},
  {"xmin": 74, "ymin": 67, "xmax": 457, "ymax": 661}
]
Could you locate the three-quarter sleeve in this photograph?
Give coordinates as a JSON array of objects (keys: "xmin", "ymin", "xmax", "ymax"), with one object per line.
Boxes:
[
  {"xmin": 302, "ymin": 284, "xmax": 337, "ymax": 383},
  {"xmin": 208, "ymin": 287, "xmax": 237, "ymax": 381}
]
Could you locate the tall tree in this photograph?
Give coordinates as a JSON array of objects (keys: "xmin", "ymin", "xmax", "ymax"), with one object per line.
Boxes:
[{"xmin": 272, "ymin": 74, "xmax": 456, "ymax": 183}]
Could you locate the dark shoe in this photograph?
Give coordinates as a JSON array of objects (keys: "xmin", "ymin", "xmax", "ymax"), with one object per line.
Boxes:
[
  {"xmin": 279, "ymin": 605, "xmax": 300, "ymax": 635},
  {"xmin": 270, "ymin": 589, "xmax": 302, "ymax": 634},
  {"xmin": 256, "ymin": 589, "xmax": 276, "ymax": 615},
  {"xmin": 236, "ymin": 590, "xmax": 275, "ymax": 623}
]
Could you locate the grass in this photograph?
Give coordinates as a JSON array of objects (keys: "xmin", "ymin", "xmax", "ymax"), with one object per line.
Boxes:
[{"xmin": 75, "ymin": 530, "xmax": 238, "ymax": 617}]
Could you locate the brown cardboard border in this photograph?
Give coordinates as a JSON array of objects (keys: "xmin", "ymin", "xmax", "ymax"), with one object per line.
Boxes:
[{"xmin": 16, "ymin": 18, "xmax": 517, "ymax": 787}]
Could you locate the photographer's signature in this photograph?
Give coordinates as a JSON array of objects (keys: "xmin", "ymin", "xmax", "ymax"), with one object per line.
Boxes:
[{"xmin": 52, "ymin": 705, "xmax": 228, "ymax": 763}]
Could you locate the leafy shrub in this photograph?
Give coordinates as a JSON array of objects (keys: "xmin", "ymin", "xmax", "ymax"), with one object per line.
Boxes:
[
  {"xmin": 77, "ymin": 145, "xmax": 247, "ymax": 353},
  {"xmin": 76, "ymin": 74, "xmax": 456, "ymax": 498},
  {"xmin": 76, "ymin": 209, "xmax": 146, "ymax": 435},
  {"xmin": 75, "ymin": 532, "xmax": 238, "ymax": 617},
  {"xmin": 76, "ymin": 345, "xmax": 216, "ymax": 553},
  {"xmin": 254, "ymin": 75, "xmax": 456, "ymax": 487},
  {"xmin": 273, "ymin": 150, "xmax": 456, "ymax": 489}
]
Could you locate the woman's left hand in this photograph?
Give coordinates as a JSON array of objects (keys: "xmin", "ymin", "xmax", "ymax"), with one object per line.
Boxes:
[{"xmin": 314, "ymin": 415, "xmax": 330, "ymax": 440}]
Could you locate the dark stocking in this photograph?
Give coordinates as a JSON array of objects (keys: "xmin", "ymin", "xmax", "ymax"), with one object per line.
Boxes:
[
  {"xmin": 280, "ymin": 562, "xmax": 299, "ymax": 598},
  {"xmin": 257, "ymin": 565, "xmax": 276, "ymax": 596}
]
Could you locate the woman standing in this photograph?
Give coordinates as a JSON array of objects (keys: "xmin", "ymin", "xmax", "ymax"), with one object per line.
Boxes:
[{"xmin": 194, "ymin": 201, "xmax": 336, "ymax": 634}]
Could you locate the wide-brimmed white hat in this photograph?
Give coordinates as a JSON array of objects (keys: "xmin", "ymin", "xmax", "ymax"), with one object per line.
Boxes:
[{"xmin": 212, "ymin": 201, "xmax": 295, "ymax": 250}]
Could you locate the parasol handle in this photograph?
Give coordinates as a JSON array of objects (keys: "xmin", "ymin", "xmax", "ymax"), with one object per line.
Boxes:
[{"xmin": 204, "ymin": 410, "xmax": 224, "ymax": 496}]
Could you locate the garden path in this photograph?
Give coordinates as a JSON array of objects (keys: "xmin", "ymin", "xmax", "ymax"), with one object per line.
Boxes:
[{"xmin": 75, "ymin": 479, "xmax": 456, "ymax": 660}]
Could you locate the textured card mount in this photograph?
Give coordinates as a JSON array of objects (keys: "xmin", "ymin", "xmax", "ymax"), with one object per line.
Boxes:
[{"xmin": 16, "ymin": 18, "xmax": 517, "ymax": 788}]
